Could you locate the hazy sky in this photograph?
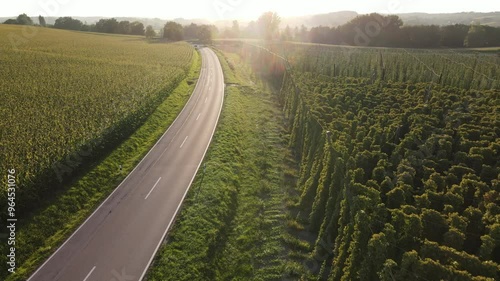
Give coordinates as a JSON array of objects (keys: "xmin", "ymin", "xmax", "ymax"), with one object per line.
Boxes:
[{"xmin": 3, "ymin": 0, "xmax": 499, "ymax": 20}]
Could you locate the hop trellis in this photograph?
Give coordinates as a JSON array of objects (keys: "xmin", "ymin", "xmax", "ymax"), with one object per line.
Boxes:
[{"xmin": 242, "ymin": 41, "xmax": 500, "ymax": 280}]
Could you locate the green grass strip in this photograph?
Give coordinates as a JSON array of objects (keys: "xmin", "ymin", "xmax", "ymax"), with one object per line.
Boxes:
[{"xmin": 147, "ymin": 49, "xmax": 295, "ymax": 280}]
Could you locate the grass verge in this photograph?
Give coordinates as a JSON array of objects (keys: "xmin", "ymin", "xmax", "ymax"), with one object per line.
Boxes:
[
  {"xmin": 146, "ymin": 48, "xmax": 300, "ymax": 280},
  {"xmin": 3, "ymin": 49, "xmax": 201, "ymax": 281}
]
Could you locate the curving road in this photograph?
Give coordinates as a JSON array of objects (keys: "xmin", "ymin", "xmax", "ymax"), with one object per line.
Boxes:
[{"xmin": 28, "ymin": 47, "xmax": 224, "ymax": 281}]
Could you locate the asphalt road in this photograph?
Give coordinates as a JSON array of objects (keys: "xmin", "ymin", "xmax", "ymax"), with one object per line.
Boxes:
[{"xmin": 28, "ymin": 47, "xmax": 224, "ymax": 281}]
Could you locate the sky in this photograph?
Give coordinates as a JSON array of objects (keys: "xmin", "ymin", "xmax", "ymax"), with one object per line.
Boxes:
[{"xmin": 2, "ymin": 0, "xmax": 499, "ymax": 20}]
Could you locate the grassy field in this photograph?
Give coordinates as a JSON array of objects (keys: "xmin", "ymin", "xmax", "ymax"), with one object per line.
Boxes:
[
  {"xmin": 0, "ymin": 26, "xmax": 198, "ymax": 280},
  {"xmin": 146, "ymin": 48, "xmax": 300, "ymax": 280}
]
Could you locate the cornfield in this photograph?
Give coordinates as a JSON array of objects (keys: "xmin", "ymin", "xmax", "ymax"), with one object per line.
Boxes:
[{"xmin": 0, "ymin": 25, "xmax": 193, "ymax": 220}]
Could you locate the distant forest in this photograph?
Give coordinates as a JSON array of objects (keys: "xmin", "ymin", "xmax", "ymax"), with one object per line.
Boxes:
[{"xmin": 305, "ymin": 13, "xmax": 500, "ymax": 48}]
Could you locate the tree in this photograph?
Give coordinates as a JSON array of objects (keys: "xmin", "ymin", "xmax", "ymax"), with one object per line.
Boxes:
[
  {"xmin": 117, "ymin": 21, "xmax": 131, "ymax": 34},
  {"xmin": 145, "ymin": 25, "xmax": 156, "ymax": 39},
  {"xmin": 3, "ymin": 19, "xmax": 17, "ymax": 24},
  {"xmin": 293, "ymin": 26, "xmax": 300, "ymax": 40},
  {"xmin": 54, "ymin": 17, "xmax": 83, "ymax": 31},
  {"xmin": 38, "ymin": 15, "xmax": 46, "ymax": 27},
  {"xmin": 297, "ymin": 24, "xmax": 308, "ymax": 42},
  {"xmin": 16, "ymin": 13, "xmax": 33, "ymax": 25},
  {"xmin": 400, "ymin": 25, "xmax": 441, "ymax": 48},
  {"xmin": 95, "ymin": 18, "xmax": 119, "ymax": 33},
  {"xmin": 244, "ymin": 21, "xmax": 258, "ymax": 38},
  {"xmin": 198, "ymin": 25, "xmax": 213, "ymax": 43},
  {"xmin": 208, "ymin": 25, "xmax": 218, "ymax": 39},
  {"xmin": 257, "ymin": 11, "xmax": 280, "ymax": 41},
  {"xmin": 309, "ymin": 26, "xmax": 332, "ymax": 44},
  {"xmin": 281, "ymin": 25, "xmax": 292, "ymax": 41},
  {"xmin": 81, "ymin": 24, "xmax": 93, "ymax": 31},
  {"xmin": 183, "ymin": 23, "xmax": 199, "ymax": 39},
  {"xmin": 464, "ymin": 23, "xmax": 487, "ymax": 47},
  {"xmin": 484, "ymin": 25, "xmax": 500, "ymax": 47},
  {"xmin": 380, "ymin": 15, "xmax": 404, "ymax": 46},
  {"xmin": 130, "ymin": 21, "xmax": 145, "ymax": 35},
  {"xmin": 440, "ymin": 24, "xmax": 468, "ymax": 47},
  {"xmin": 231, "ymin": 20, "xmax": 240, "ymax": 38},
  {"xmin": 341, "ymin": 13, "xmax": 404, "ymax": 46},
  {"xmin": 163, "ymin": 21, "xmax": 183, "ymax": 41}
]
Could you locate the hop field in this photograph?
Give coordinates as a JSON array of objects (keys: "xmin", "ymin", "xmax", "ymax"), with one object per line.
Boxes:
[
  {"xmin": 281, "ymin": 43, "xmax": 500, "ymax": 90},
  {"xmin": 0, "ymin": 25, "xmax": 194, "ymax": 219},
  {"xmin": 212, "ymin": 41, "xmax": 500, "ymax": 280},
  {"xmin": 279, "ymin": 44, "xmax": 500, "ymax": 280}
]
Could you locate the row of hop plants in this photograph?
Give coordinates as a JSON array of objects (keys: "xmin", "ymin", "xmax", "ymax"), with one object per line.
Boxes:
[{"xmin": 277, "ymin": 43, "xmax": 500, "ymax": 90}]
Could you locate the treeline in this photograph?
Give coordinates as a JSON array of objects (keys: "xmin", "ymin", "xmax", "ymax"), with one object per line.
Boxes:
[
  {"xmin": 218, "ymin": 13, "xmax": 500, "ymax": 48},
  {"xmin": 2, "ymin": 13, "xmax": 217, "ymax": 41},
  {"xmin": 54, "ymin": 17, "xmax": 147, "ymax": 35},
  {"xmin": 307, "ymin": 13, "xmax": 500, "ymax": 48},
  {"xmin": 163, "ymin": 22, "xmax": 217, "ymax": 42},
  {"xmin": 3, "ymin": 13, "xmax": 37, "ymax": 26},
  {"xmin": 2, "ymin": 14, "xmax": 149, "ymax": 35}
]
